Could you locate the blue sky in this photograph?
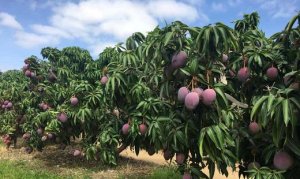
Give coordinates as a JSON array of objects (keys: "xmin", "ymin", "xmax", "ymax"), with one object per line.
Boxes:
[{"xmin": 0, "ymin": 0, "xmax": 299, "ymax": 72}]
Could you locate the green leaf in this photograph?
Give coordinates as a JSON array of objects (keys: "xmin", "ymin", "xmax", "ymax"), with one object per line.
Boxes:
[
  {"xmin": 286, "ymin": 137, "xmax": 300, "ymax": 157},
  {"xmin": 164, "ymin": 32, "xmax": 173, "ymax": 46},
  {"xmin": 215, "ymin": 87, "xmax": 228, "ymax": 107},
  {"xmin": 251, "ymin": 96, "xmax": 268, "ymax": 120},
  {"xmin": 273, "ymin": 108, "xmax": 284, "ymax": 147},
  {"xmin": 198, "ymin": 128, "xmax": 207, "ymax": 157},
  {"xmin": 282, "ymin": 99, "xmax": 290, "ymax": 126},
  {"xmin": 207, "ymin": 127, "xmax": 221, "ymax": 149},
  {"xmin": 267, "ymin": 94, "xmax": 275, "ymax": 112},
  {"xmin": 214, "ymin": 125, "xmax": 225, "ymax": 149},
  {"xmin": 180, "ymin": 68, "xmax": 191, "ymax": 76},
  {"xmin": 290, "ymin": 97, "xmax": 300, "ymax": 110},
  {"xmin": 284, "ymin": 71, "xmax": 298, "ymax": 77},
  {"xmin": 208, "ymin": 160, "xmax": 215, "ymax": 179},
  {"xmin": 191, "ymin": 167, "xmax": 209, "ymax": 179}
]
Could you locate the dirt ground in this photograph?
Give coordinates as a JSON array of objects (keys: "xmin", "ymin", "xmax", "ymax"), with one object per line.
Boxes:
[
  {"xmin": 121, "ymin": 149, "xmax": 240, "ymax": 179},
  {"xmin": 0, "ymin": 142, "xmax": 239, "ymax": 179},
  {"xmin": 0, "ymin": 144, "xmax": 156, "ymax": 178}
]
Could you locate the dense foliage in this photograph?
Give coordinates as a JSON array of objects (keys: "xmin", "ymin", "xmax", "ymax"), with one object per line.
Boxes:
[{"xmin": 1, "ymin": 12, "xmax": 299, "ymax": 178}]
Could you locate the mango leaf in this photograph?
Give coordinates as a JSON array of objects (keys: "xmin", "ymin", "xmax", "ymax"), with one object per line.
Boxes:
[
  {"xmin": 282, "ymin": 99, "xmax": 290, "ymax": 126},
  {"xmin": 191, "ymin": 167, "xmax": 209, "ymax": 179},
  {"xmin": 163, "ymin": 32, "xmax": 174, "ymax": 46},
  {"xmin": 207, "ymin": 127, "xmax": 221, "ymax": 149},
  {"xmin": 208, "ymin": 159, "xmax": 215, "ymax": 179},
  {"xmin": 215, "ymin": 87, "xmax": 229, "ymax": 107},
  {"xmin": 250, "ymin": 96, "xmax": 268, "ymax": 120},
  {"xmin": 198, "ymin": 128, "xmax": 207, "ymax": 157},
  {"xmin": 267, "ymin": 94, "xmax": 275, "ymax": 112},
  {"xmin": 273, "ymin": 108, "xmax": 284, "ymax": 147},
  {"xmin": 285, "ymin": 137, "xmax": 300, "ymax": 157}
]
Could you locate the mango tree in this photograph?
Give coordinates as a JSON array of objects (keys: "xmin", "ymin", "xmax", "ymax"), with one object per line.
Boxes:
[{"xmin": 0, "ymin": 12, "xmax": 299, "ymax": 179}]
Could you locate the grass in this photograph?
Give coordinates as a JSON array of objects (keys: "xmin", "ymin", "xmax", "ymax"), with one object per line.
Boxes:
[
  {"xmin": 0, "ymin": 160, "xmax": 64, "ymax": 179},
  {"xmin": 147, "ymin": 167, "xmax": 181, "ymax": 179},
  {"xmin": 0, "ymin": 140, "xmax": 182, "ymax": 179},
  {"xmin": 119, "ymin": 167, "xmax": 181, "ymax": 179},
  {"xmin": 0, "ymin": 159, "xmax": 181, "ymax": 179}
]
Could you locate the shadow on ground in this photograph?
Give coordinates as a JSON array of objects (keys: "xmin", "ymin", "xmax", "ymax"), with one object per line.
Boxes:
[{"xmin": 0, "ymin": 140, "xmax": 162, "ymax": 178}]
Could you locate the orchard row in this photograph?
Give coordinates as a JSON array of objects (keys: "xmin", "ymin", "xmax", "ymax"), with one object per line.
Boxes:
[{"xmin": 0, "ymin": 12, "xmax": 299, "ymax": 179}]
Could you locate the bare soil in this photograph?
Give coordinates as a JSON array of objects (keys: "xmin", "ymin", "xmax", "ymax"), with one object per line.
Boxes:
[{"xmin": 121, "ymin": 149, "xmax": 240, "ymax": 179}]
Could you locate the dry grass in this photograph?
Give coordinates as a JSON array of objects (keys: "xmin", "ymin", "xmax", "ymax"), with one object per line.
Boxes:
[
  {"xmin": 0, "ymin": 140, "xmax": 166, "ymax": 179},
  {"xmin": 0, "ymin": 138, "xmax": 239, "ymax": 179}
]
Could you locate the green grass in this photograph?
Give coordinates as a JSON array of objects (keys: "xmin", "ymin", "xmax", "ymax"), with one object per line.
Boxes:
[
  {"xmin": 0, "ymin": 159, "xmax": 181, "ymax": 179},
  {"xmin": 0, "ymin": 141, "xmax": 180, "ymax": 179},
  {"xmin": 0, "ymin": 160, "xmax": 63, "ymax": 179},
  {"xmin": 148, "ymin": 167, "xmax": 181, "ymax": 179},
  {"xmin": 119, "ymin": 167, "xmax": 181, "ymax": 179}
]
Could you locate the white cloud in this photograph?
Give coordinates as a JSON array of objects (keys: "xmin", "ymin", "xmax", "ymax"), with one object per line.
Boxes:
[
  {"xmin": 31, "ymin": 24, "xmax": 71, "ymax": 38},
  {"xmin": 255, "ymin": 0, "xmax": 300, "ymax": 18},
  {"xmin": 51, "ymin": 0, "xmax": 205, "ymax": 36},
  {"xmin": 211, "ymin": 2, "xmax": 226, "ymax": 12},
  {"xmin": 89, "ymin": 41, "xmax": 116, "ymax": 57},
  {"xmin": 14, "ymin": 31, "xmax": 59, "ymax": 49},
  {"xmin": 0, "ymin": 12, "xmax": 23, "ymax": 30},
  {"xmin": 148, "ymin": 0, "xmax": 199, "ymax": 21},
  {"xmin": 14, "ymin": 0, "xmax": 207, "ymax": 54}
]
